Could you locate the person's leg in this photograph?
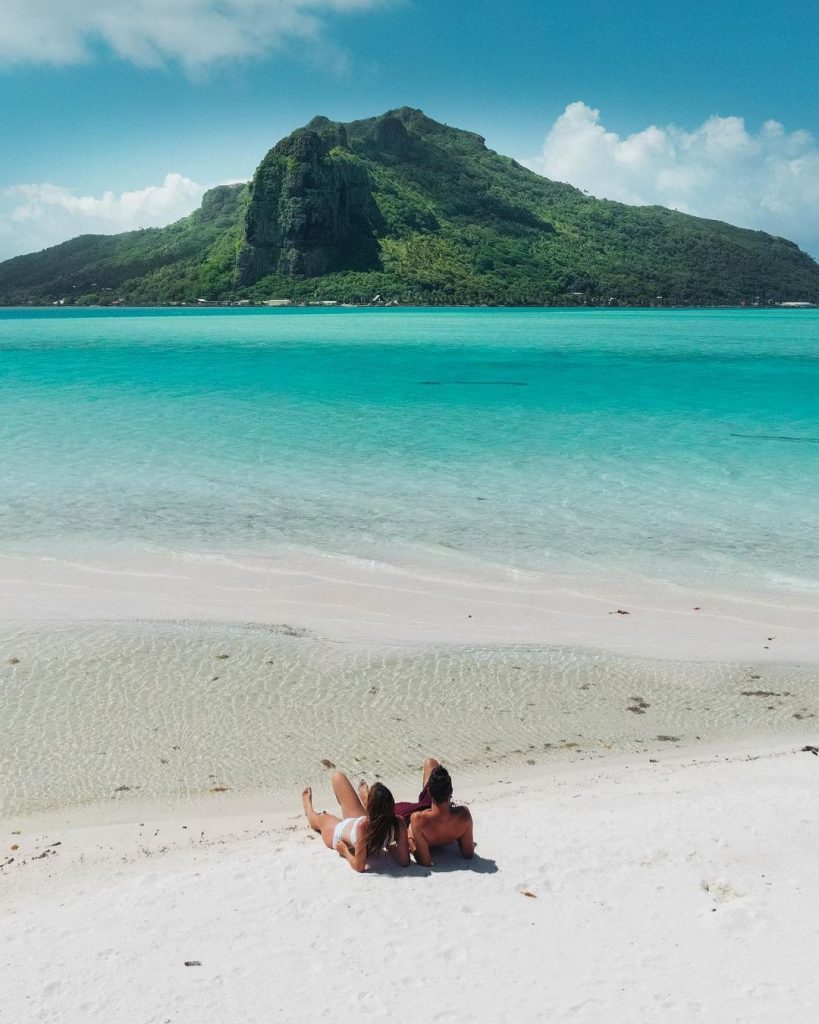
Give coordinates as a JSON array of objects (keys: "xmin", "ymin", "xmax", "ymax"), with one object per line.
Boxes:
[
  {"xmin": 422, "ymin": 757, "xmax": 440, "ymax": 787},
  {"xmin": 302, "ymin": 787, "xmax": 341, "ymax": 849},
  {"xmin": 332, "ymin": 771, "xmax": 366, "ymax": 819}
]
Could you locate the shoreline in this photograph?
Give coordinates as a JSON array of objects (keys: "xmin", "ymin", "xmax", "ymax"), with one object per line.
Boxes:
[
  {"xmin": 2, "ymin": 303, "xmax": 817, "ymax": 310},
  {"xmin": 3, "ymin": 545, "xmax": 819, "ymax": 661},
  {"xmin": 3, "ymin": 731, "xmax": 815, "ymax": 837}
]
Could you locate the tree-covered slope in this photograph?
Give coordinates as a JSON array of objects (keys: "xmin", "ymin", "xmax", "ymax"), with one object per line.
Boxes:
[
  {"xmin": 2, "ymin": 108, "xmax": 818, "ymax": 306},
  {"xmin": 0, "ymin": 184, "xmax": 248, "ymax": 305}
]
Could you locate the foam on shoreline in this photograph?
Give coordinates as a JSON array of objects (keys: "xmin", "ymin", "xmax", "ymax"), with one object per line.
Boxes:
[{"xmin": 3, "ymin": 544, "xmax": 819, "ymax": 658}]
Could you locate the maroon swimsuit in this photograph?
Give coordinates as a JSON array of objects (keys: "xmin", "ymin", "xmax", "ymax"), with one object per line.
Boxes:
[{"xmin": 394, "ymin": 783, "xmax": 432, "ymax": 822}]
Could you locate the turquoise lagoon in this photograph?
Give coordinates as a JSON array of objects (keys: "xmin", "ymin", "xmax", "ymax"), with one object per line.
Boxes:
[
  {"xmin": 4, "ymin": 306, "xmax": 819, "ymax": 815},
  {"xmin": 1, "ymin": 306, "xmax": 818, "ymax": 591}
]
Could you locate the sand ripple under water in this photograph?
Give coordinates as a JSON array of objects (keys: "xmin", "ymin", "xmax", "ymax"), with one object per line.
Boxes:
[{"xmin": 2, "ymin": 620, "xmax": 817, "ymax": 818}]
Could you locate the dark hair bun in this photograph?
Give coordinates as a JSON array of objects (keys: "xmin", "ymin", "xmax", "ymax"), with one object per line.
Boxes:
[{"xmin": 428, "ymin": 765, "xmax": 453, "ymax": 802}]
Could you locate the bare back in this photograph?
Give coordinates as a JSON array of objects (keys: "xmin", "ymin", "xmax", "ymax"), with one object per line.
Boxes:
[{"xmin": 408, "ymin": 803, "xmax": 474, "ymax": 866}]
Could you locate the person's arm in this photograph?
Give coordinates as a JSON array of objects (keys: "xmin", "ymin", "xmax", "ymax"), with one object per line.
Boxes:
[
  {"xmin": 390, "ymin": 817, "xmax": 410, "ymax": 867},
  {"xmin": 409, "ymin": 813, "xmax": 432, "ymax": 867},
  {"xmin": 457, "ymin": 810, "xmax": 475, "ymax": 859},
  {"xmin": 336, "ymin": 838, "xmax": 367, "ymax": 873}
]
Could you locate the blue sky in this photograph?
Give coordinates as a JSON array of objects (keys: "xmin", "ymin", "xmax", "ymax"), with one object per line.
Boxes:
[{"xmin": 2, "ymin": 0, "xmax": 818, "ymax": 260}]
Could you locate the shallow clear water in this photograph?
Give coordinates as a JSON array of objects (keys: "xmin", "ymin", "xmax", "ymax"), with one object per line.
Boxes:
[
  {"xmin": 2, "ymin": 306, "xmax": 818, "ymax": 590},
  {"xmin": 2, "ymin": 620, "xmax": 817, "ymax": 817}
]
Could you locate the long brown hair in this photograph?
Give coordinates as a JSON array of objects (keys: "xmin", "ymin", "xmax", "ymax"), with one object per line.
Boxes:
[{"xmin": 364, "ymin": 782, "xmax": 398, "ymax": 856}]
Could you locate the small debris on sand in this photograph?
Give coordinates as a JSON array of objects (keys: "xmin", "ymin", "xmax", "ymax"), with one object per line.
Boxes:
[
  {"xmin": 801, "ymin": 745, "xmax": 818, "ymax": 755},
  {"xmin": 521, "ymin": 890, "xmax": 538, "ymax": 899},
  {"xmin": 7, "ymin": 656, "xmax": 20, "ymax": 664},
  {"xmin": 184, "ymin": 961, "xmax": 202, "ymax": 967},
  {"xmin": 273, "ymin": 624, "xmax": 310, "ymax": 637},
  {"xmin": 209, "ymin": 786, "xmax": 229, "ymax": 793},
  {"xmin": 656, "ymin": 735, "xmax": 680, "ymax": 742},
  {"xmin": 214, "ymin": 653, "xmax": 230, "ymax": 660},
  {"xmin": 741, "ymin": 690, "xmax": 789, "ymax": 698},
  {"xmin": 321, "ymin": 758, "xmax": 336, "ymax": 769}
]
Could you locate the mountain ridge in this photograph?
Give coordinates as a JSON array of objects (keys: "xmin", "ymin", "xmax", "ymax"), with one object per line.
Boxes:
[{"xmin": 2, "ymin": 106, "xmax": 818, "ymax": 306}]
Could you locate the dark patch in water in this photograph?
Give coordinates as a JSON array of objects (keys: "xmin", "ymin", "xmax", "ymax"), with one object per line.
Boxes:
[
  {"xmin": 730, "ymin": 433, "xmax": 819, "ymax": 444},
  {"xmin": 418, "ymin": 380, "xmax": 528, "ymax": 386},
  {"xmin": 741, "ymin": 689, "xmax": 789, "ymax": 697}
]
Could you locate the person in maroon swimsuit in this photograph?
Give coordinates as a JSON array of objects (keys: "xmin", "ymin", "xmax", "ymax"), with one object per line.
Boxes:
[{"xmin": 361, "ymin": 757, "xmax": 475, "ymax": 868}]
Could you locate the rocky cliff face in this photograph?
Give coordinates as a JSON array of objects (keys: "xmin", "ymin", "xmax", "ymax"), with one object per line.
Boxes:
[{"xmin": 235, "ymin": 118, "xmax": 384, "ymax": 285}]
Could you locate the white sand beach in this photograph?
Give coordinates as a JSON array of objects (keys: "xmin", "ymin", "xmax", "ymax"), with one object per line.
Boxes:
[
  {"xmin": 3, "ymin": 550, "xmax": 818, "ymax": 1022},
  {"xmin": 3, "ymin": 739, "xmax": 818, "ymax": 1024}
]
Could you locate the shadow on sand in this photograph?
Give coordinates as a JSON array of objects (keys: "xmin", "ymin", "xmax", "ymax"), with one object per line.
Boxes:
[
  {"xmin": 368, "ymin": 846, "xmax": 498, "ymax": 877},
  {"xmin": 428, "ymin": 849, "xmax": 498, "ymax": 874}
]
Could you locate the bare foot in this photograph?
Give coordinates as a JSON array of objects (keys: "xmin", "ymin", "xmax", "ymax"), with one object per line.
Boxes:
[
  {"xmin": 357, "ymin": 779, "xmax": 369, "ymax": 804},
  {"xmin": 302, "ymin": 786, "xmax": 325, "ymax": 833}
]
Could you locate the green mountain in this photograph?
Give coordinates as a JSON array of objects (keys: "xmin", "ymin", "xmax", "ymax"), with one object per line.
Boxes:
[{"xmin": 3, "ymin": 107, "xmax": 818, "ymax": 306}]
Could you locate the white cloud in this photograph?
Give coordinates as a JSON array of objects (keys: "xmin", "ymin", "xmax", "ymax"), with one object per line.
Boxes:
[
  {"xmin": 0, "ymin": 173, "xmax": 209, "ymax": 260},
  {"xmin": 0, "ymin": 0, "xmax": 388, "ymax": 69},
  {"xmin": 525, "ymin": 101, "xmax": 819, "ymax": 258}
]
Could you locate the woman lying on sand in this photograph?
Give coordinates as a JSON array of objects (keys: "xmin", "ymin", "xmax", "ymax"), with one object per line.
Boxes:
[{"xmin": 302, "ymin": 771, "xmax": 410, "ymax": 872}]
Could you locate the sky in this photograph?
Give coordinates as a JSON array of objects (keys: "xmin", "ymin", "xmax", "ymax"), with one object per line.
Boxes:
[{"xmin": 1, "ymin": 0, "xmax": 818, "ymax": 261}]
